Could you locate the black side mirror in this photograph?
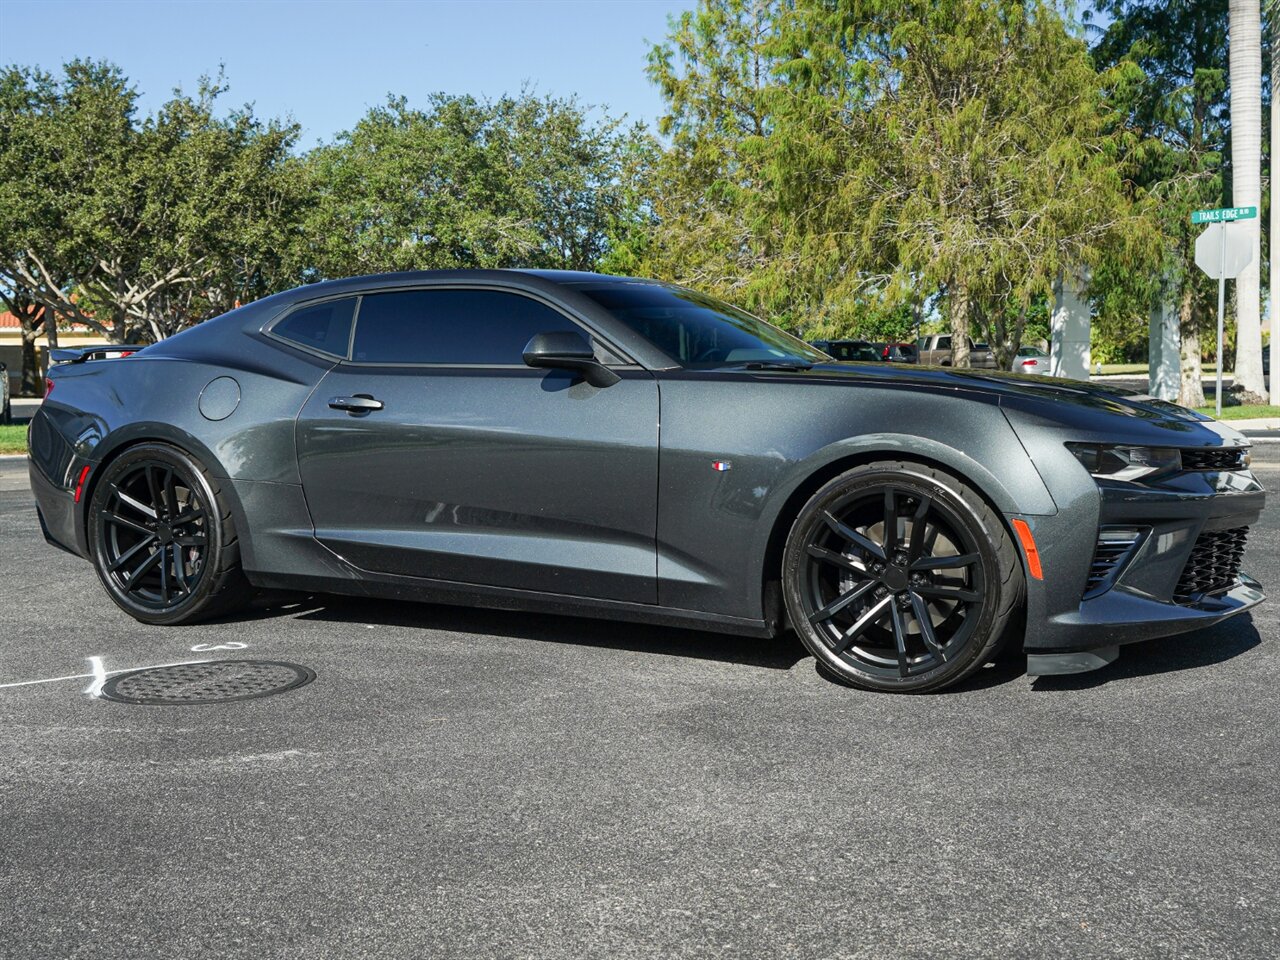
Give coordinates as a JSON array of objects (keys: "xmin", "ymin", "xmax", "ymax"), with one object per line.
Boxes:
[{"xmin": 522, "ymin": 330, "xmax": 621, "ymax": 388}]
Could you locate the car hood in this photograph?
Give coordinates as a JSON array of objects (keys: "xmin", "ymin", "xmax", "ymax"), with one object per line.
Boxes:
[{"xmin": 723, "ymin": 362, "xmax": 1246, "ymax": 447}]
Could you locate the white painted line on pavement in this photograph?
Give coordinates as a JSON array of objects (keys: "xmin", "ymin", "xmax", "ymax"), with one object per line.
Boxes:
[
  {"xmin": 0, "ymin": 659, "xmax": 211, "ymax": 691},
  {"xmin": 84, "ymin": 656, "xmax": 108, "ymax": 696}
]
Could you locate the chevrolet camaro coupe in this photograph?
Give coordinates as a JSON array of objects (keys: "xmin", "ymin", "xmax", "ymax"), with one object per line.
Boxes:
[{"xmin": 28, "ymin": 270, "xmax": 1266, "ymax": 692}]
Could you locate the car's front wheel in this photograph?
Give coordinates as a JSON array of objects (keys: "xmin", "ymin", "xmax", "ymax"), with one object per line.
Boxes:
[
  {"xmin": 88, "ymin": 443, "xmax": 252, "ymax": 625},
  {"xmin": 782, "ymin": 461, "xmax": 1023, "ymax": 693}
]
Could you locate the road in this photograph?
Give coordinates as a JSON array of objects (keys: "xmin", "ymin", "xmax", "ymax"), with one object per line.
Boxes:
[{"xmin": 1, "ymin": 450, "xmax": 1278, "ymax": 959}]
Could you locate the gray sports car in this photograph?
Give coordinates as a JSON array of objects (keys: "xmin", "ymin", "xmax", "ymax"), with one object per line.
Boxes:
[{"xmin": 28, "ymin": 270, "xmax": 1265, "ymax": 692}]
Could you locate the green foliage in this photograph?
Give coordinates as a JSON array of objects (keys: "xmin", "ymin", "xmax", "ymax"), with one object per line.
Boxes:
[
  {"xmin": 627, "ymin": 0, "xmax": 1143, "ymax": 366},
  {"xmin": 1089, "ymin": 0, "xmax": 1232, "ymax": 391},
  {"xmin": 296, "ymin": 92, "xmax": 653, "ymax": 279},
  {"xmin": 0, "ymin": 61, "xmax": 302, "ymax": 342}
]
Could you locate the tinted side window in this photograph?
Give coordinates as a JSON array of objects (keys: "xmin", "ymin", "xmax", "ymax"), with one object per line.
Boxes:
[
  {"xmin": 273, "ymin": 298, "xmax": 357, "ymax": 357},
  {"xmin": 351, "ymin": 289, "xmax": 584, "ymax": 364},
  {"xmin": 937, "ymin": 336, "xmax": 951, "ymax": 350}
]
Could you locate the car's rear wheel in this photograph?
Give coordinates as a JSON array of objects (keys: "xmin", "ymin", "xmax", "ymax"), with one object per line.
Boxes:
[
  {"xmin": 88, "ymin": 443, "xmax": 252, "ymax": 625},
  {"xmin": 782, "ymin": 461, "xmax": 1023, "ymax": 693}
]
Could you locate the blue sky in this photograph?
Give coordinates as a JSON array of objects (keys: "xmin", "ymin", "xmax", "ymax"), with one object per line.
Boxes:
[{"xmin": 0, "ymin": 0, "xmax": 689, "ymax": 143}]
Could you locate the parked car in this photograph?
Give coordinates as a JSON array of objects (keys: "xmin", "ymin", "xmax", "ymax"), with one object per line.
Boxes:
[
  {"xmin": 0, "ymin": 359, "xmax": 10, "ymax": 424},
  {"xmin": 29, "ymin": 270, "xmax": 1264, "ymax": 693},
  {"xmin": 917, "ymin": 334, "xmax": 997, "ymax": 368},
  {"xmin": 809, "ymin": 339, "xmax": 880, "ymax": 362},
  {"xmin": 878, "ymin": 342, "xmax": 918, "ymax": 363},
  {"xmin": 1012, "ymin": 346, "xmax": 1050, "ymax": 375}
]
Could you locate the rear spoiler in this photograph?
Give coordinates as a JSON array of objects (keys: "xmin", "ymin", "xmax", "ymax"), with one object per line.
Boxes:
[{"xmin": 49, "ymin": 345, "xmax": 144, "ymax": 365}]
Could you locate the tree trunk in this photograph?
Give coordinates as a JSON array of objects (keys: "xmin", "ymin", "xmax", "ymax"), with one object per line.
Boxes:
[
  {"xmin": 949, "ymin": 281, "xmax": 971, "ymax": 367},
  {"xmin": 1230, "ymin": 0, "xmax": 1267, "ymax": 399},
  {"xmin": 20, "ymin": 329, "xmax": 40, "ymax": 396},
  {"xmin": 1178, "ymin": 285, "xmax": 1207, "ymax": 407}
]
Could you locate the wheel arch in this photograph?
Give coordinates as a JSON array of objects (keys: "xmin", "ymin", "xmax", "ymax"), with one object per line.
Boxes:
[
  {"xmin": 75, "ymin": 426, "xmax": 247, "ymax": 559},
  {"xmin": 758, "ymin": 437, "xmax": 1047, "ymax": 627}
]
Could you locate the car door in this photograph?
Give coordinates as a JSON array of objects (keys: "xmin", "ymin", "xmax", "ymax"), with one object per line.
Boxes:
[{"xmin": 293, "ymin": 285, "xmax": 660, "ymax": 604}]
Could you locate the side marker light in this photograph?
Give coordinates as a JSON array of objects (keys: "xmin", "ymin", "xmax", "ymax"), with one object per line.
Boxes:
[{"xmin": 1011, "ymin": 518, "xmax": 1043, "ymax": 580}]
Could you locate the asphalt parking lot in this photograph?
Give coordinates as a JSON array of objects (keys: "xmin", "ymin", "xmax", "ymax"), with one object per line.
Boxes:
[{"xmin": 2, "ymin": 448, "xmax": 1278, "ymax": 960}]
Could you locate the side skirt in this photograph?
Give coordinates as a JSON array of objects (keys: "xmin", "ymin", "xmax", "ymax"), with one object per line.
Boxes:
[{"xmin": 246, "ymin": 569, "xmax": 776, "ymax": 639}]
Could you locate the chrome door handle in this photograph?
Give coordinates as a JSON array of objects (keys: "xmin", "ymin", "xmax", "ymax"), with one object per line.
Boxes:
[{"xmin": 328, "ymin": 395, "xmax": 383, "ymax": 413}]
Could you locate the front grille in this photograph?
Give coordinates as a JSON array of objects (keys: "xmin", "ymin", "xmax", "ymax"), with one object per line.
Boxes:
[
  {"xmin": 1084, "ymin": 529, "xmax": 1143, "ymax": 597},
  {"xmin": 1174, "ymin": 527, "xmax": 1249, "ymax": 603},
  {"xmin": 1181, "ymin": 448, "xmax": 1247, "ymax": 471}
]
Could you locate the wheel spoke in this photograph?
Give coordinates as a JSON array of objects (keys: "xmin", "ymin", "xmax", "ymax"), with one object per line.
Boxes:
[
  {"xmin": 108, "ymin": 533, "xmax": 157, "ymax": 572},
  {"xmin": 122, "ymin": 548, "xmax": 163, "ymax": 591},
  {"xmin": 162, "ymin": 467, "xmax": 179, "ymax": 519},
  {"xmin": 159, "ymin": 542, "xmax": 170, "ymax": 603},
  {"xmin": 173, "ymin": 535, "xmax": 205, "ymax": 547},
  {"xmin": 833, "ymin": 594, "xmax": 894, "ymax": 652},
  {"xmin": 889, "ymin": 602, "xmax": 910, "ymax": 677},
  {"xmin": 145, "ymin": 466, "xmax": 163, "ymax": 517},
  {"xmin": 808, "ymin": 578, "xmax": 878, "ymax": 625},
  {"xmin": 915, "ymin": 583, "xmax": 981, "ymax": 603},
  {"xmin": 116, "ymin": 489, "xmax": 156, "ymax": 520},
  {"xmin": 171, "ymin": 544, "xmax": 188, "ymax": 594},
  {"xmin": 806, "ymin": 544, "xmax": 869, "ymax": 576},
  {"xmin": 907, "ymin": 495, "xmax": 932, "ymax": 560},
  {"xmin": 174, "ymin": 508, "xmax": 204, "ymax": 525},
  {"xmin": 910, "ymin": 592, "xmax": 948, "ymax": 660},
  {"xmin": 910, "ymin": 552, "xmax": 980, "ymax": 572},
  {"xmin": 882, "ymin": 488, "xmax": 898, "ymax": 555},
  {"xmin": 103, "ymin": 511, "xmax": 151, "ymax": 536},
  {"xmin": 822, "ymin": 510, "xmax": 886, "ymax": 561}
]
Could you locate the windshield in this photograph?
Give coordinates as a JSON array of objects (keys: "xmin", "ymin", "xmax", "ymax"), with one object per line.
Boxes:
[
  {"xmin": 575, "ymin": 283, "xmax": 828, "ymax": 368},
  {"xmin": 1017, "ymin": 347, "xmax": 1047, "ymax": 357}
]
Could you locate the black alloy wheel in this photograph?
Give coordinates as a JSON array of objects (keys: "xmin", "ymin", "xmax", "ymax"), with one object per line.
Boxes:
[
  {"xmin": 783, "ymin": 461, "xmax": 1022, "ymax": 693},
  {"xmin": 89, "ymin": 444, "xmax": 252, "ymax": 624}
]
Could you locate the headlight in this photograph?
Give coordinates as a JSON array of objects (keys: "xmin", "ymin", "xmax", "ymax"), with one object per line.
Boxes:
[{"xmin": 1067, "ymin": 443, "xmax": 1181, "ymax": 482}]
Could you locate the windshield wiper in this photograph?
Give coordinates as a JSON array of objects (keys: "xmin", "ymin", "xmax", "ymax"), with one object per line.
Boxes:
[{"xmin": 737, "ymin": 360, "xmax": 814, "ymax": 371}]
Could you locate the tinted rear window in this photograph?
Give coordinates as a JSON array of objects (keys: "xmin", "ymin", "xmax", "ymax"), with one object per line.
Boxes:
[
  {"xmin": 351, "ymin": 289, "xmax": 583, "ymax": 364},
  {"xmin": 273, "ymin": 298, "xmax": 357, "ymax": 357}
]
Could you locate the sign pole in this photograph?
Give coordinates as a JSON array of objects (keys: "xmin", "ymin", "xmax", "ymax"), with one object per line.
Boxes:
[{"xmin": 1217, "ymin": 225, "xmax": 1226, "ymax": 419}]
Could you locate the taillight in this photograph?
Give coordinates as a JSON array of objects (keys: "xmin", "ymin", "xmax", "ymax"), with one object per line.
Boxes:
[
  {"xmin": 1021, "ymin": 360, "xmax": 1037, "ymax": 367},
  {"xmin": 44, "ymin": 377, "xmax": 54, "ymax": 397},
  {"xmin": 73, "ymin": 465, "xmax": 91, "ymax": 503}
]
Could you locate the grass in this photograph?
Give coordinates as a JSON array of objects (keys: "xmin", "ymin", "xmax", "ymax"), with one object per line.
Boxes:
[
  {"xmin": 0, "ymin": 424, "xmax": 28, "ymax": 455},
  {"xmin": 1098, "ymin": 362, "xmax": 1151, "ymax": 376},
  {"xmin": 1194, "ymin": 404, "xmax": 1280, "ymax": 421}
]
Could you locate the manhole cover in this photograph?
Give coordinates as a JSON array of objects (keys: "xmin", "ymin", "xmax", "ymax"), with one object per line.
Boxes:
[{"xmin": 99, "ymin": 660, "xmax": 315, "ymax": 705}]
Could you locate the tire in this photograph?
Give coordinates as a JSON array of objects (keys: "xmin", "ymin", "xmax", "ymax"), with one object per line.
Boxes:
[
  {"xmin": 87, "ymin": 443, "xmax": 253, "ymax": 625},
  {"xmin": 782, "ymin": 460, "xmax": 1023, "ymax": 693}
]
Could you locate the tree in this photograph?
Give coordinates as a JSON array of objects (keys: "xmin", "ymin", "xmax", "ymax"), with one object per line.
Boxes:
[
  {"xmin": 630, "ymin": 1, "xmax": 1141, "ymax": 364},
  {"xmin": 1229, "ymin": 0, "xmax": 1267, "ymax": 400},
  {"xmin": 0, "ymin": 61, "xmax": 301, "ymax": 344},
  {"xmin": 1093, "ymin": 0, "xmax": 1235, "ymax": 407},
  {"xmin": 296, "ymin": 92, "xmax": 650, "ymax": 280}
]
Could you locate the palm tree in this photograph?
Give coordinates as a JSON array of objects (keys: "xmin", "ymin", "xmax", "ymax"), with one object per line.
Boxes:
[
  {"xmin": 1270, "ymin": 0, "xmax": 1278, "ymax": 395},
  {"xmin": 1230, "ymin": 0, "xmax": 1267, "ymax": 400}
]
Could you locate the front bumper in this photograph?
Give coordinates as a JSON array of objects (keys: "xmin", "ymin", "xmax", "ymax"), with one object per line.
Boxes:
[{"xmin": 1014, "ymin": 465, "xmax": 1265, "ymax": 676}]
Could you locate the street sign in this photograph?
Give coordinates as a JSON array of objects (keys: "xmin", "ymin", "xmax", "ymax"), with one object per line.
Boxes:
[
  {"xmin": 1193, "ymin": 218, "xmax": 1257, "ymax": 418},
  {"xmin": 1194, "ymin": 221, "xmax": 1254, "ymax": 279},
  {"xmin": 1191, "ymin": 205, "xmax": 1258, "ymax": 224}
]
